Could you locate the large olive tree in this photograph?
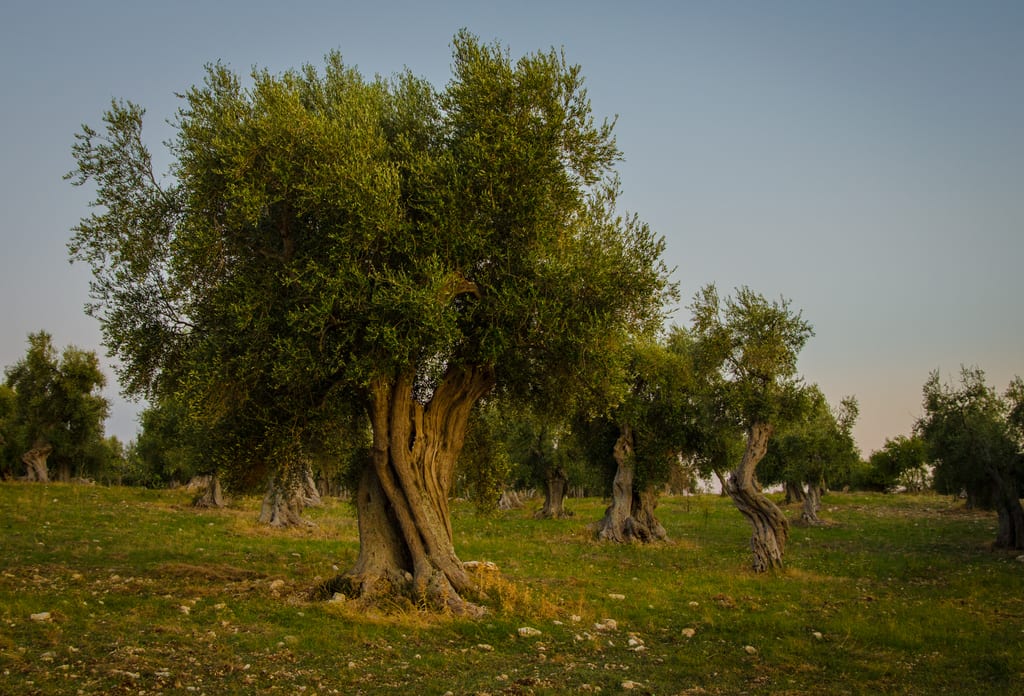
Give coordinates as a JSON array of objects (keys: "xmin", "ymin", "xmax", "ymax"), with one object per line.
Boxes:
[{"xmin": 68, "ymin": 33, "xmax": 673, "ymax": 612}]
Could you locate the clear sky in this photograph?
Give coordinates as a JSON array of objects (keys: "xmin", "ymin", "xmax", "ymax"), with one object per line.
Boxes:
[{"xmin": 1, "ymin": 1, "xmax": 1021, "ymax": 455}]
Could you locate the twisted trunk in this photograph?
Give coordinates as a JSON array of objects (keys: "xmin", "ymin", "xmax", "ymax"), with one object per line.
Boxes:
[
  {"xmin": 22, "ymin": 443, "xmax": 52, "ymax": 483},
  {"xmin": 333, "ymin": 365, "xmax": 494, "ymax": 614},
  {"xmin": 726, "ymin": 422, "xmax": 789, "ymax": 572},
  {"xmin": 596, "ymin": 426, "xmax": 667, "ymax": 543},
  {"xmin": 535, "ymin": 467, "xmax": 571, "ymax": 519}
]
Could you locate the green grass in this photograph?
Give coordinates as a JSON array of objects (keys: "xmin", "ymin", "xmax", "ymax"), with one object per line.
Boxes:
[{"xmin": 1, "ymin": 483, "xmax": 1021, "ymax": 695}]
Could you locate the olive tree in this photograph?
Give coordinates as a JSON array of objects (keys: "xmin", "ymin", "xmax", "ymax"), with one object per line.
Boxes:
[
  {"xmin": 67, "ymin": 33, "xmax": 673, "ymax": 612},
  {"xmin": 3, "ymin": 332, "xmax": 110, "ymax": 483},
  {"xmin": 917, "ymin": 368, "xmax": 1023, "ymax": 550},
  {"xmin": 759, "ymin": 387, "xmax": 859, "ymax": 524},
  {"xmin": 690, "ymin": 285, "xmax": 813, "ymax": 571}
]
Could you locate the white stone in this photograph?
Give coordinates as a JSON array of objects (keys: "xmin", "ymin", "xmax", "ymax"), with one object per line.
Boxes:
[
  {"xmin": 744, "ymin": 645, "xmax": 758, "ymax": 655},
  {"xmin": 518, "ymin": 626, "xmax": 542, "ymax": 638},
  {"xmin": 608, "ymin": 593, "xmax": 626, "ymax": 600},
  {"xmin": 29, "ymin": 612, "xmax": 51, "ymax": 622},
  {"xmin": 681, "ymin": 628, "xmax": 696, "ymax": 638}
]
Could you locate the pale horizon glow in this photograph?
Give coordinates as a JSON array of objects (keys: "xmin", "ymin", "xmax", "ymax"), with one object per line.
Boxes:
[{"xmin": 1, "ymin": 1, "xmax": 1021, "ymax": 457}]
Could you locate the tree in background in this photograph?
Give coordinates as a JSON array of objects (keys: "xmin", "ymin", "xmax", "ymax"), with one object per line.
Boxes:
[
  {"xmin": 759, "ymin": 387, "xmax": 859, "ymax": 524},
  {"xmin": 68, "ymin": 32, "xmax": 673, "ymax": 612},
  {"xmin": 3, "ymin": 332, "xmax": 110, "ymax": 483},
  {"xmin": 690, "ymin": 285, "xmax": 813, "ymax": 571},
  {"xmin": 864, "ymin": 434, "xmax": 930, "ymax": 492},
  {"xmin": 584, "ymin": 335, "xmax": 700, "ymax": 542},
  {"xmin": 917, "ymin": 368, "xmax": 1023, "ymax": 550}
]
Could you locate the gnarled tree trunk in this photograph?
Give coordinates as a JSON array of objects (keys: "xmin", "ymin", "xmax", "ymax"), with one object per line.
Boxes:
[
  {"xmin": 800, "ymin": 481, "xmax": 824, "ymax": 525},
  {"xmin": 535, "ymin": 466, "xmax": 571, "ymax": 519},
  {"xmin": 332, "ymin": 365, "xmax": 494, "ymax": 614},
  {"xmin": 596, "ymin": 426, "xmax": 668, "ymax": 543},
  {"xmin": 191, "ymin": 474, "xmax": 225, "ymax": 508},
  {"xmin": 22, "ymin": 443, "xmax": 53, "ymax": 483},
  {"xmin": 726, "ymin": 422, "xmax": 789, "ymax": 572},
  {"xmin": 258, "ymin": 464, "xmax": 322, "ymax": 526},
  {"xmin": 784, "ymin": 480, "xmax": 806, "ymax": 504}
]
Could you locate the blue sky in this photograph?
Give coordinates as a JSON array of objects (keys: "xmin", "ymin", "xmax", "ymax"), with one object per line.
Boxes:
[{"xmin": 1, "ymin": 1, "xmax": 1021, "ymax": 454}]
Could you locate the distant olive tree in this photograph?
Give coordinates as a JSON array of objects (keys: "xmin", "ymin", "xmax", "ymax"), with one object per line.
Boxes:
[
  {"xmin": 3, "ymin": 332, "xmax": 109, "ymax": 483},
  {"xmin": 917, "ymin": 368, "xmax": 1023, "ymax": 550}
]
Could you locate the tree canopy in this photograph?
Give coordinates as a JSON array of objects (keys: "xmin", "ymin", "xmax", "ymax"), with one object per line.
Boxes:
[
  {"xmin": 3, "ymin": 332, "xmax": 110, "ymax": 482},
  {"xmin": 68, "ymin": 32, "xmax": 675, "ymax": 611},
  {"xmin": 917, "ymin": 367, "xmax": 1024, "ymax": 549}
]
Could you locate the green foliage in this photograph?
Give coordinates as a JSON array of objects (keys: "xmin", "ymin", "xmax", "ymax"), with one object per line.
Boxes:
[
  {"xmin": 759, "ymin": 386, "xmax": 861, "ymax": 490},
  {"xmin": 865, "ymin": 434, "xmax": 930, "ymax": 492},
  {"xmin": 2, "ymin": 332, "xmax": 110, "ymax": 479},
  {"xmin": 688, "ymin": 285, "xmax": 813, "ymax": 431},
  {"xmin": 917, "ymin": 367, "xmax": 1022, "ymax": 507},
  {"xmin": 67, "ymin": 32, "xmax": 675, "ymax": 491}
]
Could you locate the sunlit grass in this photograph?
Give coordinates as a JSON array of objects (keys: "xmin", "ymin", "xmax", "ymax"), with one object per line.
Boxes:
[{"xmin": 0, "ymin": 482, "xmax": 1021, "ymax": 694}]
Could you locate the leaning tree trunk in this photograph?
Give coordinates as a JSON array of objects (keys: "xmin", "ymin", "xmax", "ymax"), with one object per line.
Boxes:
[
  {"xmin": 22, "ymin": 443, "xmax": 53, "ymax": 483},
  {"xmin": 725, "ymin": 422, "xmax": 789, "ymax": 572},
  {"xmin": 800, "ymin": 481, "xmax": 824, "ymax": 526},
  {"xmin": 535, "ymin": 467, "xmax": 571, "ymax": 519},
  {"xmin": 331, "ymin": 366, "xmax": 494, "ymax": 614}
]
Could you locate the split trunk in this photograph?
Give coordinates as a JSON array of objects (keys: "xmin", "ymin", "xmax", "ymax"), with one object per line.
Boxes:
[
  {"xmin": 535, "ymin": 467, "xmax": 572, "ymax": 519},
  {"xmin": 335, "ymin": 366, "xmax": 494, "ymax": 614},
  {"xmin": 596, "ymin": 426, "xmax": 667, "ymax": 543},
  {"xmin": 22, "ymin": 443, "xmax": 52, "ymax": 483}
]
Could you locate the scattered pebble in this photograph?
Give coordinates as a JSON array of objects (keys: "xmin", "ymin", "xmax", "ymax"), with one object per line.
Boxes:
[
  {"xmin": 812, "ymin": 631, "xmax": 824, "ymax": 641},
  {"xmin": 681, "ymin": 628, "xmax": 696, "ymax": 638},
  {"xmin": 622, "ymin": 681, "xmax": 643, "ymax": 690},
  {"xmin": 29, "ymin": 612, "xmax": 51, "ymax": 622},
  {"xmin": 608, "ymin": 593, "xmax": 626, "ymax": 600},
  {"xmin": 594, "ymin": 618, "xmax": 618, "ymax": 632},
  {"xmin": 476, "ymin": 644, "xmax": 494, "ymax": 651},
  {"xmin": 518, "ymin": 627, "xmax": 542, "ymax": 638},
  {"xmin": 688, "ymin": 601, "xmax": 700, "ymax": 608},
  {"xmin": 744, "ymin": 645, "xmax": 758, "ymax": 655}
]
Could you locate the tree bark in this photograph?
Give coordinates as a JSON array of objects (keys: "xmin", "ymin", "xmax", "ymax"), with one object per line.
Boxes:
[
  {"xmin": 192, "ymin": 474, "xmax": 225, "ymax": 508},
  {"xmin": 725, "ymin": 422, "xmax": 789, "ymax": 572},
  {"xmin": 989, "ymin": 470, "xmax": 1024, "ymax": 550},
  {"xmin": 800, "ymin": 481, "xmax": 824, "ymax": 525},
  {"xmin": 259, "ymin": 475, "xmax": 312, "ymax": 527},
  {"xmin": 784, "ymin": 480, "xmax": 806, "ymax": 504},
  {"xmin": 535, "ymin": 467, "xmax": 572, "ymax": 519},
  {"xmin": 334, "ymin": 365, "xmax": 494, "ymax": 614},
  {"xmin": 596, "ymin": 426, "xmax": 668, "ymax": 543},
  {"xmin": 497, "ymin": 489, "xmax": 524, "ymax": 510},
  {"xmin": 22, "ymin": 443, "xmax": 52, "ymax": 483}
]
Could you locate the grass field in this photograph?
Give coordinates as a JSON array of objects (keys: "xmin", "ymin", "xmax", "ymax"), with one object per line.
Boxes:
[{"xmin": 1, "ymin": 482, "xmax": 1021, "ymax": 695}]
